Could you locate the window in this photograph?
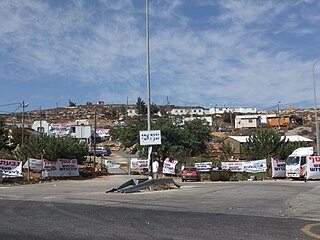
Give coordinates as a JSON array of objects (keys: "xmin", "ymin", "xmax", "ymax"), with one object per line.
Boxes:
[{"xmin": 248, "ymin": 119, "xmax": 253, "ymax": 123}]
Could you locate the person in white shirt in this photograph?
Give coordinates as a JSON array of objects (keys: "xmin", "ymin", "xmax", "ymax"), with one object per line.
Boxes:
[{"xmin": 152, "ymin": 160, "xmax": 159, "ymax": 179}]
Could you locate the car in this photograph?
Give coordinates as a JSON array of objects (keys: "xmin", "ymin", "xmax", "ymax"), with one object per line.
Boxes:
[
  {"xmin": 88, "ymin": 146, "xmax": 111, "ymax": 157},
  {"xmin": 181, "ymin": 166, "xmax": 201, "ymax": 182}
]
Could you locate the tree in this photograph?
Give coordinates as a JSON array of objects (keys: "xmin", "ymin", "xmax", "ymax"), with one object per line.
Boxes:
[
  {"xmin": 114, "ymin": 118, "xmax": 212, "ymax": 160},
  {"xmin": 11, "ymin": 127, "xmax": 31, "ymax": 147},
  {"xmin": 150, "ymin": 102, "xmax": 159, "ymax": 115},
  {"xmin": 180, "ymin": 119, "xmax": 212, "ymax": 157},
  {"xmin": 15, "ymin": 135, "xmax": 87, "ymax": 163},
  {"xmin": 219, "ymin": 142, "xmax": 235, "ymax": 161},
  {"xmin": 136, "ymin": 97, "xmax": 147, "ymax": 115},
  {"xmin": 69, "ymin": 99, "xmax": 76, "ymax": 107},
  {"xmin": 0, "ymin": 117, "xmax": 8, "ymax": 150},
  {"xmin": 243, "ymin": 129, "xmax": 289, "ymax": 172}
]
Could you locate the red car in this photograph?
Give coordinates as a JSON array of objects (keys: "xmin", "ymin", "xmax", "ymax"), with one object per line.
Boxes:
[{"xmin": 181, "ymin": 167, "xmax": 201, "ymax": 182}]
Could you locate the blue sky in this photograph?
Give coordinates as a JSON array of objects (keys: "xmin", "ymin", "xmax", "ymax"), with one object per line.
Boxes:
[{"xmin": 0, "ymin": 0, "xmax": 320, "ymax": 113}]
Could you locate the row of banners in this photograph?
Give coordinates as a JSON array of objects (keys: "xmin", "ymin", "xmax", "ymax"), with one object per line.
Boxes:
[
  {"xmin": 2, "ymin": 156, "xmax": 320, "ymax": 180},
  {"xmin": 130, "ymin": 158, "xmax": 179, "ymax": 175},
  {"xmin": 0, "ymin": 158, "xmax": 79, "ymax": 178}
]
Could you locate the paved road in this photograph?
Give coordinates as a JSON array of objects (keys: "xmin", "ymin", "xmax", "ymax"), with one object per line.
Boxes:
[{"xmin": 1, "ymin": 176, "xmax": 320, "ymax": 239}]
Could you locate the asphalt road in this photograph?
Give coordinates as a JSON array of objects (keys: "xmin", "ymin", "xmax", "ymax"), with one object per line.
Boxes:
[{"xmin": 1, "ymin": 176, "xmax": 320, "ymax": 240}]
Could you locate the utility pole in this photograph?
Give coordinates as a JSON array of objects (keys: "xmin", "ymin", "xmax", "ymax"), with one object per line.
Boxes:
[
  {"xmin": 277, "ymin": 101, "xmax": 281, "ymax": 128},
  {"xmin": 93, "ymin": 110, "xmax": 97, "ymax": 178},
  {"xmin": 21, "ymin": 100, "xmax": 29, "ymax": 181}
]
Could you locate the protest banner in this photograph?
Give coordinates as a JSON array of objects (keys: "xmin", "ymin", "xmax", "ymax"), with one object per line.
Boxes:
[
  {"xmin": 23, "ymin": 158, "xmax": 43, "ymax": 171},
  {"xmin": 306, "ymin": 156, "xmax": 320, "ymax": 180},
  {"xmin": 0, "ymin": 159, "xmax": 22, "ymax": 178},
  {"xmin": 243, "ymin": 159, "xmax": 267, "ymax": 173},
  {"xmin": 162, "ymin": 158, "xmax": 178, "ymax": 174},
  {"xmin": 130, "ymin": 158, "xmax": 149, "ymax": 169},
  {"xmin": 271, "ymin": 159, "xmax": 286, "ymax": 178},
  {"xmin": 221, "ymin": 161, "xmax": 244, "ymax": 172},
  {"xmin": 195, "ymin": 162, "xmax": 212, "ymax": 172},
  {"xmin": 222, "ymin": 159, "xmax": 267, "ymax": 173},
  {"xmin": 42, "ymin": 159, "xmax": 79, "ymax": 178}
]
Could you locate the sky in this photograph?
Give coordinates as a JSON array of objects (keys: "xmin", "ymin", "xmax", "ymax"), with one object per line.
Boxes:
[{"xmin": 0, "ymin": 0, "xmax": 320, "ymax": 113}]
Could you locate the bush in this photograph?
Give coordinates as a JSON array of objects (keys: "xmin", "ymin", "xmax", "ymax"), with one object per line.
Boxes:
[{"xmin": 210, "ymin": 170, "xmax": 232, "ymax": 181}]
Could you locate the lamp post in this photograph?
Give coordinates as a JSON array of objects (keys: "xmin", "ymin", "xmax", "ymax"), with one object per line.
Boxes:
[
  {"xmin": 313, "ymin": 59, "xmax": 320, "ymax": 155},
  {"xmin": 146, "ymin": 0, "xmax": 153, "ymax": 179}
]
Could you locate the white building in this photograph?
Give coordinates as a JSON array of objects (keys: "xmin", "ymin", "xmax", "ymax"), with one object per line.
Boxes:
[
  {"xmin": 232, "ymin": 107, "xmax": 257, "ymax": 114},
  {"xmin": 235, "ymin": 115, "xmax": 261, "ymax": 129},
  {"xmin": 126, "ymin": 108, "xmax": 138, "ymax": 117},
  {"xmin": 32, "ymin": 121, "xmax": 50, "ymax": 134},
  {"xmin": 209, "ymin": 106, "xmax": 231, "ymax": 114},
  {"xmin": 170, "ymin": 107, "xmax": 205, "ymax": 116},
  {"xmin": 70, "ymin": 125, "xmax": 91, "ymax": 142}
]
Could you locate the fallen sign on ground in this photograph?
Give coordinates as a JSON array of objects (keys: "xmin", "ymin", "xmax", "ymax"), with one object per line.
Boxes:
[{"xmin": 106, "ymin": 178, "xmax": 180, "ymax": 193}]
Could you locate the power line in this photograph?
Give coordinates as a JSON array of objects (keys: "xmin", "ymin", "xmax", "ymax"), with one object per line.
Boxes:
[{"xmin": 0, "ymin": 102, "xmax": 21, "ymax": 108}]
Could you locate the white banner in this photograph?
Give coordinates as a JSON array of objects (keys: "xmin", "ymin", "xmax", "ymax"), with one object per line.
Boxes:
[
  {"xmin": 130, "ymin": 158, "xmax": 149, "ymax": 169},
  {"xmin": 0, "ymin": 159, "xmax": 22, "ymax": 178},
  {"xmin": 42, "ymin": 159, "xmax": 79, "ymax": 178},
  {"xmin": 306, "ymin": 156, "xmax": 320, "ymax": 180},
  {"xmin": 221, "ymin": 161, "xmax": 244, "ymax": 172},
  {"xmin": 222, "ymin": 159, "xmax": 267, "ymax": 173},
  {"xmin": 195, "ymin": 162, "xmax": 212, "ymax": 172},
  {"xmin": 104, "ymin": 159, "xmax": 120, "ymax": 169},
  {"xmin": 162, "ymin": 158, "xmax": 178, "ymax": 174},
  {"xmin": 271, "ymin": 159, "xmax": 286, "ymax": 178},
  {"xmin": 243, "ymin": 159, "xmax": 267, "ymax": 173},
  {"xmin": 23, "ymin": 158, "xmax": 43, "ymax": 171}
]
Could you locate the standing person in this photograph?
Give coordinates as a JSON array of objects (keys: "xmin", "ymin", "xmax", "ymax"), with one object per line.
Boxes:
[{"xmin": 152, "ymin": 159, "xmax": 159, "ymax": 179}]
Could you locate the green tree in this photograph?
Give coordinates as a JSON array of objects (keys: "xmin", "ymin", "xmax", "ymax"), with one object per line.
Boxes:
[
  {"xmin": 136, "ymin": 97, "xmax": 147, "ymax": 115},
  {"xmin": 219, "ymin": 141, "xmax": 235, "ymax": 161},
  {"xmin": 11, "ymin": 127, "xmax": 31, "ymax": 147},
  {"xmin": 16, "ymin": 135, "xmax": 87, "ymax": 163},
  {"xmin": 114, "ymin": 118, "xmax": 212, "ymax": 160},
  {"xmin": 69, "ymin": 99, "xmax": 76, "ymax": 107},
  {"xmin": 150, "ymin": 102, "xmax": 159, "ymax": 115},
  {"xmin": 180, "ymin": 119, "xmax": 212, "ymax": 157},
  {"xmin": 243, "ymin": 129, "xmax": 289, "ymax": 172},
  {"xmin": 0, "ymin": 117, "xmax": 8, "ymax": 150}
]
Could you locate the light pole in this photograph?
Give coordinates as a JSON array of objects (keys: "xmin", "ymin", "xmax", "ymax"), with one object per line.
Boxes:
[
  {"xmin": 313, "ymin": 59, "xmax": 320, "ymax": 155},
  {"xmin": 146, "ymin": 0, "xmax": 153, "ymax": 179}
]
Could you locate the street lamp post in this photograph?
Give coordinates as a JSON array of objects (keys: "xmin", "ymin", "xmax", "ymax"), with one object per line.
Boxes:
[
  {"xmin": 313, "ymin": 59, "xmax": 320, "ymax": 155},
  {"xmin": 146, "ymin": 0, "xmax": 153, "ymax": 179}
]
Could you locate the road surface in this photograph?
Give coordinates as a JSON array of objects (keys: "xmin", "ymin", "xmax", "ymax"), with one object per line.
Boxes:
[{"xmin": 1, "ymin": 175, "xmax": 320, "ymax": 239}]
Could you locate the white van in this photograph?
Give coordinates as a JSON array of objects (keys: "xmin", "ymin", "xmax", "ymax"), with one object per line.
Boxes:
[{"xmin": 285, "ymin": 147, "xmax": 313, "ymax": 178}]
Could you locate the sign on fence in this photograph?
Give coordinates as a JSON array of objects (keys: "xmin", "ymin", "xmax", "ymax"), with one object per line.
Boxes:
[
  {"xmin": 23, "ymin": 158, "xmax": 43, "ymax": 171},
  {"xmin": 195, "ymin": 162, "xmax": 212, "ymax": 172},
  {"xmin": 221, "ymin": 159, "xmax": 267, "ymax": 173},
  {"xmin": 0, "ymin": 159, "xmax": 22, "ymax": 178},
  {"xmin": 130, "ymin": 158, "xmax": 149, "ymax": 169},
  {"xmin": 271, "ymin": 159, "xmax": 286, "ymax": 178},
  {"xmin": 42, "ymin": 159, "xmax": 79, "ymax": 178}
]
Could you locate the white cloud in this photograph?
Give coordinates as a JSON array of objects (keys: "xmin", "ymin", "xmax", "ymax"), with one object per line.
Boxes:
[{"xmin": 0, "ymin": 0, "xmax": 319, "ymax": 109}]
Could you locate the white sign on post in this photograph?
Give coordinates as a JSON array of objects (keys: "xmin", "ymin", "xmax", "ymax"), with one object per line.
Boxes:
[{"xmin": 139, "ymin": 130, "xmax": 161, "ymax": 145}]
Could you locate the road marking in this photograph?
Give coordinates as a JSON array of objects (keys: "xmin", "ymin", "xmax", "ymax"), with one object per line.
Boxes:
[{"xmin": 301, "ymin": 223, "xmax": 320, "ymax": 239}]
